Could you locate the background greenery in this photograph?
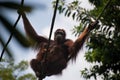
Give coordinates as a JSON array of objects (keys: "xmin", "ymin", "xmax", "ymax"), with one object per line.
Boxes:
[{"xmin": 0, "ymin": 60, "xmax": 36, "ymax": 80}]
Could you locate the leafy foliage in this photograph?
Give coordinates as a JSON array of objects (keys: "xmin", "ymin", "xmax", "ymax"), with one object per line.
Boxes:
[
  {"xmin": 52, "ymin": 0, "xmax": 93, "ymax": 33},
  {"xmin": 0, "ymin": 60, "xmax": 36, "ymax": 80}
]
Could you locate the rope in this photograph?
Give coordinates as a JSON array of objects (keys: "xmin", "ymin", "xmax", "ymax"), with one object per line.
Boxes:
[
  {"xmin": 0, "ymin": 0, "xmax": 24, "ymax": 61},
  {"xmin": 96, "ymin": 0, "xmax": 111, "ymax": 21},
  {"xmin": 43, "ymin": 0, "xmax": 60, "ymax": 61},
  {"xmin": 38, "ymin": 0, "xmax": 60, "ymax": 79}
]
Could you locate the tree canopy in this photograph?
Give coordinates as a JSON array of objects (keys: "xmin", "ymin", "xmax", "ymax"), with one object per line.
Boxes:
[{"xmin": 0, "ymin": 60, "xmax": 36, "ymax": 80}]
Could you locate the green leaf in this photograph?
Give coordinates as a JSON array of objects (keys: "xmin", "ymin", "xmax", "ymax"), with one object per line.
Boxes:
[
  {"xmin": 72, "ymin": 12, "xmax": 76, "ymax": 20},
  {"xmin": 67, "ymin": 11, "xmax": 71, "ymax": 17}
]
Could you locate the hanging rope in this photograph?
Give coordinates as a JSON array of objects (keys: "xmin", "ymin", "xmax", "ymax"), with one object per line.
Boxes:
[
  {"xmin": 0, "ymin": 0, "xmax": 24, "ymax": 61},
  {"xmin": 37, "ymin": 0, "xmax": 60, "ymax": 79},
  {"xmin": 96, "ymin": 0, "xmax": 112, "ymax": 21},
  {"xmin": 42, "ymin": 0, "xmax": 60, "ymax": 61}
]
